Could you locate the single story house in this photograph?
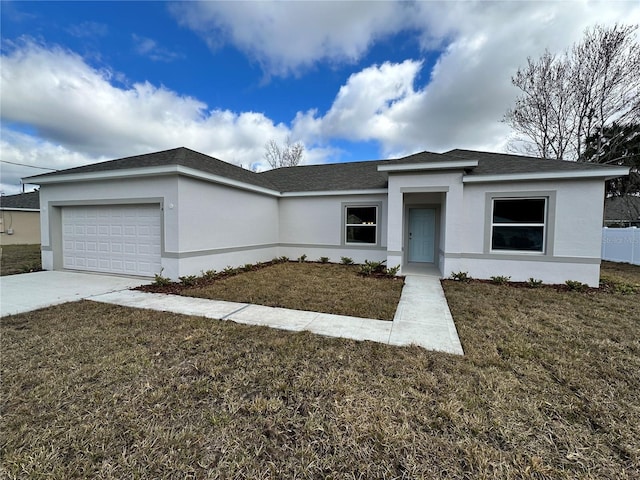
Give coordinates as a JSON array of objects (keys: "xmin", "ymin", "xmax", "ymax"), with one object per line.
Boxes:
[
  {"xmin": 25, "ymin": 147, "xmax": 629, "ymax": 287},
  {"xmin": 604, "ymin": 195, "xmax": 640, "ymax": 227},
  {"xmin": 0, "ymin": 191, "xmax": 41, "ymax": 245}
]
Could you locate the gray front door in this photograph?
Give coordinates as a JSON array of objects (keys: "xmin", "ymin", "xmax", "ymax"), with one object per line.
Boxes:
[{"xmin": 408, "ymin": 208, "xmax": 436, "ymax": 263}]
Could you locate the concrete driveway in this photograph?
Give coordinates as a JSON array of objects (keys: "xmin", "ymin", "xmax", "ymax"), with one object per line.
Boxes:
[{"xmin": 1, "ymin": 270, "xmax": 151, "ymax": 317}]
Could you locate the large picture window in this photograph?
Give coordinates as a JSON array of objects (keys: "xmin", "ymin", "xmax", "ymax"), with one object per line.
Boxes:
[
  {"xmin": 345, "ymin": 206, "xmax": 377, "ymax": 244},
  {"xmin": 491, "ymin": 198, "xmax": 546, "ymax": 252}
]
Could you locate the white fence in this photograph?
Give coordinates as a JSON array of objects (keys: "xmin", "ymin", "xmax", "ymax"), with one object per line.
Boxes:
[{"xmin": 602, "ymin": 227, "xmax": 640, "ymax": 265}]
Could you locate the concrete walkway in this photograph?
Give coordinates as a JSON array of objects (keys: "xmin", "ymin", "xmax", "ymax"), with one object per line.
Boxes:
[{"xmin": 91, "ymin": 274, "xmax": 464, "ymax": 355}]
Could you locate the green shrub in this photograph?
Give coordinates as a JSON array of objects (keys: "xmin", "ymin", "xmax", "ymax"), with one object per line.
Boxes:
[
  {"xmin": 222, "ymin": 266, "xmax": 238, "ymax": 276},
  {"xmin": 298, "ymin": 254, "xmax": 307, "ymax": 263},
  {"xmin": 490, "ymin": 275, "xmax": 511, "ymax": 285},
  {"xmin": 318, "ymin": 256, "xmax": 330, "ymax": 264},
  {"xmin": 153, "ymin": 270, "xmax": 171, "ymax": 287},
  {"xmin": 201, "ymin": 269, "xmax": 217, "ymax": 280},
  {"xmin": 277, "ymin": 256, "xmax": 289, "ymax": 263},
  {"xmin": 526, "ymin": 277, "xmax": 543, "ymax": 288},
  {"xmin": 340, "ymin": 256, "xmax": 354, "ymax": 265},
  {"xmin": 385, "ymin": 264, "xmax": 401, "ymax": 277},
  {"xmin": 179, "ymin": 275, "xmax": 198, "ymax": 287},
  {"xmin": 358, "ymin": 260, "xmax": 386, "ymax": 276},
  {"xmin": 565, "ymin": 280, "xmax": 589, "ymax": 292},
  {"xmin": 450, "ymin": 271, "xmax": 470, "ymax": 282},
  {"xmin": 243, "ymin": 263, "xmax": 254, "ymax": 271}
]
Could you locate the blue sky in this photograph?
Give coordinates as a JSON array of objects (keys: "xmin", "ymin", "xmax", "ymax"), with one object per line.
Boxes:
[{"xmin": 1, "ymin": 1, "xmax": 638, "ymax": 194}]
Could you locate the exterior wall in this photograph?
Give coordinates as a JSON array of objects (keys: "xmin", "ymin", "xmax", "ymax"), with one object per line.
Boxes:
[
  {"xmin": 444, "ymin": 178, "xmax": 606, "ymax": 286},
  {"xmin": 172, "ymin": 176, "xmax": 280, "ymax": 277},
  {"xmin": 386, "ymin": 171, "xmax": 463, "ymax": 272},
  {"xmin": 0, "ymin": 210, "xmax": 40, "ymax": 245},
  {"xmin": 278, "ymin": 193, "xmax": 388, "ymax": 264},
  {"xmin": 37, "ymin": 176, "xmax": 178, "ymax": 276}
]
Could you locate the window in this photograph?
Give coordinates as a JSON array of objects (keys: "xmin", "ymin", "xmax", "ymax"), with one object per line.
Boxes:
[
  {"xmin": 345, "ymin": 206, "xmax": 377, "ymax": 244},
  {"xmin": 491, "ymin": 198, "xmax": 546, "ymax": 252}
]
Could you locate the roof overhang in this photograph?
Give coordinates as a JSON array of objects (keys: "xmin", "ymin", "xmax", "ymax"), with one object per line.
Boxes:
[
  {"xmin": 24, "ymin": 165, "xmax": 282, "ymax": 197},
  {"xmin": 377, "ymin": 160, "xmax": 478, "ymax": 173},
  {"xmin": 0, "ymin": 207, "xmax": 39, "ymax": 212},
  {"xmin": 281, "ymin": 188, "xmax": 388, "ymax": 197},
  {"xmin": 462, "ymin": 167, "xmax": 631, "ymax": 183}
]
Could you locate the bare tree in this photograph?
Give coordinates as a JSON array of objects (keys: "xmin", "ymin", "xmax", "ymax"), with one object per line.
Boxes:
[
  {"xmin": 504, "ymin": 24, "xmax": 640, "ymax": 161},
  {"xmin": 264, "ymin": 137, "xmax": 304, "ymax": 169}
]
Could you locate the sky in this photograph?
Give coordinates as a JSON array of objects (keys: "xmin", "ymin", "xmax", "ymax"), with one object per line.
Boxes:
[{"xmin": 1, "ymin": 1, "xmax": 639, "ymax": 195}]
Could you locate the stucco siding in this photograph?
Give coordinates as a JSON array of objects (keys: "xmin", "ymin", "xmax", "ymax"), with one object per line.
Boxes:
[
  {"xmin": 38, "ymin": 177, "xmax": 177, "ymax": 273},
  {"xmin": 176, "ymin": 177, "xmax": 279, "ymax": 252},
  {"xmin": 452, "ymin": 179, "xmax": 605, "ymax": 286},
  {"xmin": 461, "ymin": 179, "xmax": 604, "ymax": 258},
  {"xmin": 444, "ymin": 256, "xmax": 601, "ymax": 287},
  {"xmin": 0, "ymin": 210, "xmax": 40, "ymax": 245}
]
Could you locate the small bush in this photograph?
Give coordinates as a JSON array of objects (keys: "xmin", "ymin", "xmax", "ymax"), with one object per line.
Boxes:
[
  {"xmin": 277, "ymin": 256, "xmax": 289, "ymax": 263},
  {"xmin": 340, "ymin": 256, "xmax": 354, "ymax": 265},
  {"xmin": 565, "ymin": 280, "xmax": 589, "ymax": 292},
  {"xmin": 450, "ymin": 271, "xmax": 471, "ymax": 282},
  {"xmin": 179, "ymin": 275, "xmax": 198, "ymax": 287},
  {"xmin": 385, "ymin": 264, "xmax": 401, "ymax": 277},
  {"xmin": 153, "ymin": 271, "xmax": 171, "ymax": 287},
  {"xmin": 298, "ymin": 254, "xmax": 307, "ymax": 263},
  {"xmin": 222, "ymin": 266, "xmax": 238, "ymax": 276},
  {"xmin": 318, "ymin": 256, "xmax": 330, "ymax": 264},
  {"xmin": 359, "ymin": 260, "xmax": 386, "ymax": 276},
  {"xmin": 243, "ymin": 263, "xmax": 254, "ymax": 272},
  {"xmin": 201, "ymin": 269, "xmax": 217, "ymax": 280},
  {"xmin": 526, "ymin": 277, "xmax": 543, "ymax": 288},
  {"xmin": 490, "ymin": 275, "xmax": 511, "ymax": 285}
]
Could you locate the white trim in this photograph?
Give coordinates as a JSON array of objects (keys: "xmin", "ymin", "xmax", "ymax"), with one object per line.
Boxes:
[
  {"xmin": 377, "ymin": 160, "xmax": 478, "ymax": 172},
  {"xmin": 25, "ymin": 165, "xmax": 282, "ymax": 197},
  {"xmin": 25, "ymin": 166, "xmax": 389, "ymax": 198},
  {"xmin": 463, "ymin": 167, "xmax": 630, "ymax": 183},
  {"xmin": 281, "ymin": 188, "xmax": 388, "ymax": 197},
  {"xmin": 0, "ymin": 208, "xmax": 39, "ymax": 212}
]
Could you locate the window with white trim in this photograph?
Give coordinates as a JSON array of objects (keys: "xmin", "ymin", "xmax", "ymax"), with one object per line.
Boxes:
[
  {"xmin": 345, "ymin": 206, "xmax": 377, "ymax": 244},
  {"xmin": 491, "ymin": 198, "xmax": 546, "ymax": 252}
]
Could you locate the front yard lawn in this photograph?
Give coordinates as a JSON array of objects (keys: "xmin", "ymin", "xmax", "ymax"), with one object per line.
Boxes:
[
  {"xmin": 144, "ymin": 262, "xmax": 404, "ymax": 321},
  {"xmin": 2, "ymin": 262, "xmax": 639, "ymax": 478},
  {"xmin": 0, "ymin": 244, "xmax": 41, "ymax": 276}
]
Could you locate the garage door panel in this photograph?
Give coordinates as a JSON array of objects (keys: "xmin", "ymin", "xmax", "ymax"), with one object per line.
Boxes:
[{"xmin": 62, "ymin": 205, "xmax": 161, "ymax": 277}]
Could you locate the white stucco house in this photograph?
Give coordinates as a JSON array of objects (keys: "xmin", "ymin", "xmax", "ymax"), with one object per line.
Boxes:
[{"xmin": 25, "ymin": 147, "xmax": 629, "ymax": 287}]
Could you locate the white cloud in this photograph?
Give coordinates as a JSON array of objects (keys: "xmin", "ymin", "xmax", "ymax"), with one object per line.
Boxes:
[
  {"xmin": 168, "ymin": 0, "xmax": 640, "ymax": 157},
  {"xmin": 0, "ymin": 40, "xmax": 303, "ymax": 192},
  {"xmin": 2, "ymin": 1, "xmax": 639, "ymax": 195},
  {"xmin": 132, "ymin": 34, "xmax": 183, "ymax": 62},
  {"xmin": 170, "ymin": 1, "xmax": 411, "ymax": 77}
]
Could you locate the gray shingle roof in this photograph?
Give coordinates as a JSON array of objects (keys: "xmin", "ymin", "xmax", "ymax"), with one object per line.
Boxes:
[
  {"xmin": 0, "ymin": 191, "xmax": 40, "ymax": 210},
  {"xmin": 261, "ymin": 159, "xmax": 389, "ymax": 192},
  {"xmin": 445, "ymin": 149, "xmax": 625, "ymax": 175},
  {"xmin": 28, "ymin": 147, "xmax": 279, "ymax": 191},
  {"xmin": 27, "ymin": 146, "xmax": 627, "ymax": 194}
]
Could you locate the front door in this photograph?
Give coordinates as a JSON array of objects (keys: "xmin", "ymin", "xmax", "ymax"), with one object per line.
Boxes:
[{"xmin": 408, "ymin": 208, "xmax": 436, "ymax": 263}]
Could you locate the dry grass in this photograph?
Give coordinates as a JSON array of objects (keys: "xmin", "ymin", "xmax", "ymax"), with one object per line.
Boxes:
[
  {"xmin": 1, "ymin": 262, "xmax": 639, "ymax": 479},
  {"xmin": 0, "ymin": 244, "xmax": 41, "ymax": 276},
  {"xmin": 600, "ymin": 260, "xmax": 640, "ymax": 287},
  {"xmin": 180, "ymin": 262, "xmax": 404, "ymax": 321}
]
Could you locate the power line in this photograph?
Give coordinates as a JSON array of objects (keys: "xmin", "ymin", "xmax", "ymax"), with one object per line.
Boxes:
[{"xmin": 0, "ymin": 160, "xmax": 57, "ymax": 171}]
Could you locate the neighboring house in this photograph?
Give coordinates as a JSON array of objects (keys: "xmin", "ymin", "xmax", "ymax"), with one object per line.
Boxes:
[
  {"xmin": 25, "ymin": 147, "xmax": 629, "ymax": 287},
  {"xmin": 604, "ymin": 196, "xmax": 640, "ymax": 227},
  {"xmin": 0, "ymin": 191, "xmax": 41, "ymax": 245}
]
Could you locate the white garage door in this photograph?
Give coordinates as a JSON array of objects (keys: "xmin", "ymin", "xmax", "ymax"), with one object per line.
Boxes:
[{"xmin": 62, "ymin": 205, "xmax": 161, "ymax": 277}]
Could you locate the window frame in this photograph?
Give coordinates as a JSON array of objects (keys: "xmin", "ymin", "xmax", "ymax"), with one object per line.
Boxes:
[
  {"xmin": 343, "ymin": 204, "xmax": 380, "ymax": 246},
  {"xmin": 489, "ymin": 196, "xmax": 549, "ymax": 255}
]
